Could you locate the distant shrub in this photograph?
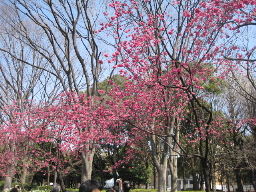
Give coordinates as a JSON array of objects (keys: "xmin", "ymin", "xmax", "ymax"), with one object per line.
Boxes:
[
  {"xmin": 0, "ymin": 181, "xmax": 5, "ymax": 191},
  {"xmin": 66, "ymin": 189, "xmax": 79, "ymax": 192},
  {"xmin": 130, "ymin": 189, "xmax": 157, "ymax": 192},
  {"xmin": 37, "ymin": 185, "xmax": 52, "ymax": 191}
]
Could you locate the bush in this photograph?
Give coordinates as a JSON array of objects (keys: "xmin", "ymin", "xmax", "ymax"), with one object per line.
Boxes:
[
  {"xmin": 66, "ymin": 189, "xmax": 79, "ymax": 192},
  {"xmin": 23, "ymin": 183, "xmax": 37, "ymax": 191},
  {"xmin": 0, "ymin": 181, "xmax": 5, "ymax": 191},
  {"xmin": 130, "ymin": 189, "xmax": 157, "ymax": 192},
  {"xmin": 36, "ymin": 185, "xmax": 53, "ymax": 191}
]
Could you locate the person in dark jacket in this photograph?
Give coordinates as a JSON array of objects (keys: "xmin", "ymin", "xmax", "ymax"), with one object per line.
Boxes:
[
  {"xmin": 10, "ymin": 188, "xmax": 18, "ymax": 192},
  {"xmin": 112, "ymin": 179, "xmax": 131, "ymax": 192},
  {"xmin": 79, "ymin": 179, "xmax": 103, "ymax": 192},
  {"xmin": 123, "ymin": 181, "xmax": 131, "ymax": 192},
  {"xmin": 10, "ymin": 185, "xmax": 21, "ymax": 192}
]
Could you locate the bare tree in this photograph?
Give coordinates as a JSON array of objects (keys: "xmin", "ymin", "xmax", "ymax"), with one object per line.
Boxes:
[
  {"xmin": 0, "ymin": 3, "xmax": 59, "ymax": 191},
  {"xmin": 0, "ymin": 0, "xmax": 113, "ymax": 186},
  {"xmin": 221, "ymin": 74, "xmax": 256, "ymax": 192},
  {"xmin": 221, "ymin": 5, "xmax": 256, "ymax": 190},
  {"xmin": 222, "ymin": 2, "xmax": 256, "ymax": 124}
]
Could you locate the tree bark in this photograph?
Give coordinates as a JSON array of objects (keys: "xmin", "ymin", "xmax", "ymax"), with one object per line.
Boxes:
[
  {"xmin": 81, "ymin": 146, "xmax": 95, "ymax": 182},
  {"xmin": 150, "ymin": 132, "xmax": 168, "ymax": 192},
  {"xmin": 157, "ymin": 166, "xmax": 167, "ymax": 192},
  {"xmin": 20, "ymin": 165, "xmax": 27, "ymax": 185},
  {"xmin": 171, "ymin": 169, "xmax": 178, "ymax": 192},
  {"xmin": 192, "ymin": 158, "xmax": 200, "ymax": 190},
  {"xmin": 234, "ymin": 168, "xmax": 244, "ymax": 192},
  {"xmin": 58, "ymin": 171, "xmax": 66, "ymax": 192},
  {"xmin": 3, "ymin": 164, "xmax": 15, "ymax": 192},
  {"xmin": 169, "ymin": 127, "xmax": 180, "ymax": 192},
  {"xmin": 201, "ymin": 157, "xmax": 211, "ymax": 192},
  {"xmin": 250, "ymin": 170, "xmax": 256, "ymax": 191}
]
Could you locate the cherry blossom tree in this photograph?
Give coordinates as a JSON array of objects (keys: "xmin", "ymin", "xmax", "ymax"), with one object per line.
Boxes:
[
  {"xmin": 99, "ymin": 0, "xmax": 255, "ymax": 192},
  {"xmin": 26, "ymin": 91, "xmax": 126, "ymax": 190},
  {"xmin": 0, "ymin": 102, "xmax": 53, "ymax": 192}
]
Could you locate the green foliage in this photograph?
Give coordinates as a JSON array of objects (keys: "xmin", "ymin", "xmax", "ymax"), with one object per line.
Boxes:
[
  {"xmin": 116, "ymin": 147, "xmax": 153, "ymax": 186},
  {"xmin": 0, "ymin": 181, "xmax": 4, "ymax": 191},
  {"xmin": 117, "ymin": 160, "xmax": 153, "ymax": 185},
  {"xmin": 101, "ymin": 190, "xmax": 157, "ymax": 192},
  {"xmin": 66, "ymin": 189, "xmax": 79, "ymax": 192},
  {"xmin": 29, "ymin": 189, "xmax": 154, "ymax": 192},
  {"xmin": 21, "ymin": 183, "xmax": 37, "ymax": 191},
  {"xmin": 203, "ymin": 77, "xmax": 225, "ymax": 94},
  {"xmin": 30, "ymin": 188, "xmax": 78, "ymax": 192},
  {"xmin": 12, "ymin": 188, "xmax": 203, "ymax": 192},
  {"xmin": 128, "ymin": 190, "xmax": 202, "ymax": 192},
  {"xmin": 199, "ymin": 63, "xmax": 225, "ymax": 95},
  {"xmin": 92, "ymin": 148, "xmax": 113, "ymax": 182},
  {"xmin": 36, "ymin": 185, "xmax": 53, "ymax": 191},
  {"xmin": 128, "ymin": 190, "xmax": 156, "ymax": 192},
  {"xmin": 181, "ymin": 191, "xmax": 202, "ymax": 192},
  {"xmin": 98, "ymin": 74, "xmax": 127, "ymax": 92}
]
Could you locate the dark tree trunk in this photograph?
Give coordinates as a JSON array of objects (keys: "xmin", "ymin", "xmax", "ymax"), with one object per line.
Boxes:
[
  {"xmin": 58, "ymin": 171, "xmax": 66, "ymax": 192},
  {"xmin": 234, "ymin": 168, "xmax": 244, "ymax": 192},
  {"xmin": 250, "ymin": 170, "xmax": 256, "ymax": 191},
  {"xmin": 201, "ymin": 157, "xmax": 211, "ymax": 192},
  {"xmin": 191, "ymin": 157, "xmax": 200, "ymax": 190}
]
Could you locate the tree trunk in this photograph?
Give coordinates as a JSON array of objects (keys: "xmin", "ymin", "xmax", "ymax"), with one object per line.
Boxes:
[
  {"xmin": 212, "ymin": 162, "xmax": 216, "ymax": 192},
  {"xmin": 226, "ymin": 175, "xmax": 231, "ymax": 192},
  {"xmin": 54, "ymin": 171, "xmax": 58, "ymax": 185},
  {"xmin": 191, "ymin": 149, "xmax": 200, "ymax": 190},
  {"xmin": 157, "ymin": 166, "xmax": 167, "ymax": 192},
  {"xmin": 168, "ymin": 119, "xmax": 180, "ymax": 192},
  {"xmin": 58, "ymin": 171, "xmax": 66, "ymax": 192},
  {"xmin": 192, "ymin": 168, "xmax": 200, "ymax": 190},
  {"xmin": 201, "ymin": 157, "xmax": 211, "ymax": 192},
  {"xmin": 250, "ymin": 170, "xmax": 256, "ymax": 191},
  {"xmin": 47, "ymin": 165, "xmax": 50, "ymax": 186},
  {"xmin": 28, "ymin": 172, "xmax": 35, "ymax": 185},
  {"xmin": 151, "ymin": 132, "xmax": 168, "ymax": 192},
  {"xmin": 81, "ymin": 147, "xmax": 95, "ymax": 182},
  {"xmin": 212, "ymin": 174, "xmax": 216, "ymax": 192},
  {"xmin": 20, "ymin": 165, "xmax": 28, "ymax": 185},
  {"xmin": 3, "ymin": 164, "xmax": 15, "ymax": 192},
  {"xmin": 200, "ymin": 174, "xmax": 205, "ymax": 191},
  {"xmin": 169, "ymin": 130, "xmax": 179, "ymax": 192},
  {"xmin": 154, "ymin": 167, "xmax": 157, "ymax": 189},
  {"xmin": 183, "ymin": 160, "xmax": 187, "ymax": 191},
  {"xmin": 171, "ymin": 170, "xmax": 178, "ymax": 192},
  {"xmin": 235, "ymin": 168, "xmax": 244, "ymax": 192}
]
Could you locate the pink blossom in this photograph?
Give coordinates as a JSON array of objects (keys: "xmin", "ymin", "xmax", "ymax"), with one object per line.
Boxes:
[{"xmin": 183, "ymin": 10, "xmax": 191, "ymax": 17}]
